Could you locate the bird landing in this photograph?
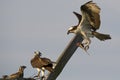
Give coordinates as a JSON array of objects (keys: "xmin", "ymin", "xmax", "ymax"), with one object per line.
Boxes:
[{"xmin": 76, "ymin": 42, "xmax": 90, "ymax": 56}]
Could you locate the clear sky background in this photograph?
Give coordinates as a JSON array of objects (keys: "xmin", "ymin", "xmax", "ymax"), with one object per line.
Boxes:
[{"xmin": 0, "ymin": 0, "xmax": 120, "ymax": 80}]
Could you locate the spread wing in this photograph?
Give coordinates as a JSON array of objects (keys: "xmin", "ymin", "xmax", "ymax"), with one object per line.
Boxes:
[
  {"xmin": 81, "ymin": 1, "xmax": 101, "ymax": 31},
  {"xmin": 73, "ymin": 11, "xmax": 82, "ymax": 24}
]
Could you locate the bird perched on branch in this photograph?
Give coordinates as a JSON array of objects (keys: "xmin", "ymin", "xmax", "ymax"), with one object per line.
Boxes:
[
  {"xmin": 3, "ymin": 66, "xmax": 26, "ymax": 80},
  {"xmin": 67, "ymin": 1, "xmax": 111, "ymax": 51},
  {"xmin": 31, "ymin": 51, "xmax": 56, "ymax": 80}
]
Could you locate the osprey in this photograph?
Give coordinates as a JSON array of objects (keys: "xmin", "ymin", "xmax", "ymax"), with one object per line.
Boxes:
[
  {"xmin": 31, "ymin": 51, "xmax": 56, "ymax": 79},
  {"xmin": 67, "ymin": 1, "xmax": 111, "ymax": 51},
  {"xmin": 4, "ymin": 66, "xmax": 26, "ymax": 80}
]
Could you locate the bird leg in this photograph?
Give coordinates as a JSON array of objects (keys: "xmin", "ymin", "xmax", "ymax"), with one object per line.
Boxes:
[
  {"xmin": 76, "ymin": 40, "xmax": 90, "ymax": 55},
  {"xmin": 82, "ymin": 38, "xmax": 91, "ymax": 51},
  {"xmin": 34, "ymin": 68, "xmax": 41, "ymax": 79},
  {"xmin": 76, "ymin": 42, "xmax": 84, "ymax": 49},
  {"xmin": 52, "ymin": 62, "xmax": 57, "ymax": 69},
  {"xmin": 83, "ymin": 42, "xmax": 89, "ymax": 51},
  {"xmin": 76, "ymin": 42, "xmax": 87, "ymax": 52},
  {"xmin": 41, "ymin": 67, "xmax": 46, "ymax": 80},
  {"xmin": 79, "ymin": 31, "xmax": 90, "ymax": 52}
]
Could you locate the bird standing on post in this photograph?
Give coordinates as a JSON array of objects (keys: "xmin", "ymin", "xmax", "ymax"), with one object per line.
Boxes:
[
  {"xmin": 31, "ymin": 51, "xmax": 56, "ymax": 80},
  {"xmin": 4, "ymin": 66, "xmax": 26, "ymax": 80},
  {"xmin": 67, "ymin": 1, "xmax": 111, "ymax": 52}
]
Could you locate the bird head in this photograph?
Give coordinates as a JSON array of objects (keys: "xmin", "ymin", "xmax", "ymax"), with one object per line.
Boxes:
[
  {"xmin": 19, "ymin": 66, "xmax": 26, "ymax": 72},
  {"xmin": 34, "ymin": 51, "xmax": 42, "ymax": 57},
  {"xmin": 21, "ymin": 66, "xmax": 26, "ymax": 69},
  {"xmin": 67, "ymin": 26, "xmax": 78, "ymax": 35}
]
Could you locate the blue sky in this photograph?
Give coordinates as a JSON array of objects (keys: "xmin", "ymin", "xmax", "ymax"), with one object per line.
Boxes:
[{"xmin": 0, "ymin": 0, "xmax": 120, "ymax": 80}]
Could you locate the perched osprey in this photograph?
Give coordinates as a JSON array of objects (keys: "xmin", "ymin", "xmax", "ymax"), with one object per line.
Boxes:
[
  {"xmin": 31, "ymin": 51, "xmax": 56, "ymax": 79},
  {"xmin": 4, "ymin": 66, "xmax": 26, "ymax": 80},
  {"xmin": 67, "ymin": 1, "xmax": 111, "ymax": 51}
]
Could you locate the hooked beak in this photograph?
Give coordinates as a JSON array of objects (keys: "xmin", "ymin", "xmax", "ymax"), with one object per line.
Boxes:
[
  {"xmin": 34, "ymin": 51, "xmax": 41, "ymax": 56},
  {"xmin": 67, "ymin": 30, "xmax": 70, "ymax": 35},
  {"xmin": 21, "ymin": 66, "xmax": 26, "ymax": 69},
  {"xmin": 23, "ymin": 66, "xmax": 26, "ymax": 68}
]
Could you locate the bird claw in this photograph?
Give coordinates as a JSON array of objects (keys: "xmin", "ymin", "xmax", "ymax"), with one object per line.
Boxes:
[
  {"xmin": 76, "ymin": 42, "xmax": 87, "ymax": 52},
  {"xmin": 33, "ymin": 75, "xmax": 46, "ymax": 80},
  {"xmin": 84, "ymin": 45, "xmax": 90, "ymax": 55},
  {"xmin": 33, "ymin": 75, "xmax": 40, "ymax": 79},
  {"xmin": 41, "ymin": 76, "xmax": 46, "ymax": 80},
  {"xmin": 33, "ymin": 76, "xmax": 37, "ymax": 78},
  {"xmin": 76, "ymin": 42, "xmax": 84, "ymax": 49},
  {"xmin": 84, "ymin": 45, "xmax": 89, "ymax": 51},
  {"xmin": 76, "ymin": 42, "xmax": 90, "ymax": 55}
]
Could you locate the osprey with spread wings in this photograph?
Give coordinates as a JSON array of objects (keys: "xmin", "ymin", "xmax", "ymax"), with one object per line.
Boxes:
[{"xmin": 67, "ymin": 1, "xmax": 111, "ymax": 51}]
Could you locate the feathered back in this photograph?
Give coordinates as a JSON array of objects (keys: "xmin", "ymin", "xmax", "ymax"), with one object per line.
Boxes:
[{"xmin": 7, "ymin": 66, "xmax": 26, "ymax": 79}]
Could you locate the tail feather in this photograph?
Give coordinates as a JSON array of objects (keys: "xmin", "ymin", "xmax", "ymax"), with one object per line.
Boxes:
[{"xmin": 92, "ymin": 31, "xmax": 111, "ymax": 41}]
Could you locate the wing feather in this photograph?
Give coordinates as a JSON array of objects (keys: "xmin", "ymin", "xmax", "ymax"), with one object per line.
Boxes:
[
  {"xmin": 31, "ymin": 56, "xmax": 54, "ymax": 72},
  {"xmin": 31, "ymin": 57, "xmax": 43, "ymax": 68},
  {"xmin": 81, "ymin": 1, "xmax": 101, "ymax": 31},
  {"xmin": 73, "ymin": 11, "xmax": 82, "ymax": 24}
]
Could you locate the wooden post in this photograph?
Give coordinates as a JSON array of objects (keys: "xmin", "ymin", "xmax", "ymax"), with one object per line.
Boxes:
[{"xmin": 46, "ymin": 34, "xmax": 83, "ymax": 80}]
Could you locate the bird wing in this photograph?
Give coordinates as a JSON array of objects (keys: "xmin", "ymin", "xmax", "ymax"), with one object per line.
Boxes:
[
  {"xmin": 31, "ymin": 57, "xmax": 43, "ymax": 68},
  {"xmin": 80, "ymin": 1, "xmax": 101, "ymax": 31},
  {"xmin": 41, "ymin": 57, "xmax": 54, "ymax": 72},
  {"xmin": 8, "ymin": 72, "xmax": 20, "ymax": 79},
  {"xmin": 41, "ymin": 57, "xmax": 52, "ymax": 64},
  {"xmin": 73, "ymin": 11, "xmax": 82, "ymax": 24},
  {"xmin": 31, "ymin": 56, "xmax": 54, "ymax": 72}
]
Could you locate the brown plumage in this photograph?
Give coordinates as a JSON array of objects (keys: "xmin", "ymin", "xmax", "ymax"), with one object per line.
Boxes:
[
  {"xmin": 92, "ymin": 31, "xmax": 111, "ymax": 41},
  {"xmin": 81, "ymin": 1, "xmax": 101, "ymax": 31},
  {"xmin": 67, "ymin": 1, "xmax": 111, "ymax": 52},
  {"xmin": 6, "ymin": 66, "xmax": 26, "ymax": 80},
  {"xmin": 31, "ymin": 51, "xmax": 54, "ymax": 72},
  {"xmin": 31, "ymin": 51, "xmax": 56, "ymax": 78}
]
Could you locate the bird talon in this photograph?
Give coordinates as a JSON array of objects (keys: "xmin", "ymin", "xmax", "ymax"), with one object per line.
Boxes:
[
  {"xmin": 33, "ymin": 75, "xmax": 38, "ymax": 78},
  {"xmin": 85, "ymin": 45, "xmax": 89, "ymax": 51},
  {"xmin": 41, "ymin": 76, "xmax": 46, "ymax": 80},
  {"xmin": 76, "ymin": 42, "xmax": 89, "ymax": 53},
  {"xmin": 76, "ymin": 42, "xmax": 84, "ymax": 48}
]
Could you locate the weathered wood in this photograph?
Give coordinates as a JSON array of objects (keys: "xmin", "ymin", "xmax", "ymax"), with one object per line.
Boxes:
[{"xmin": 46, "ymin": 34, "xmax": 83, "ymax": 80}]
